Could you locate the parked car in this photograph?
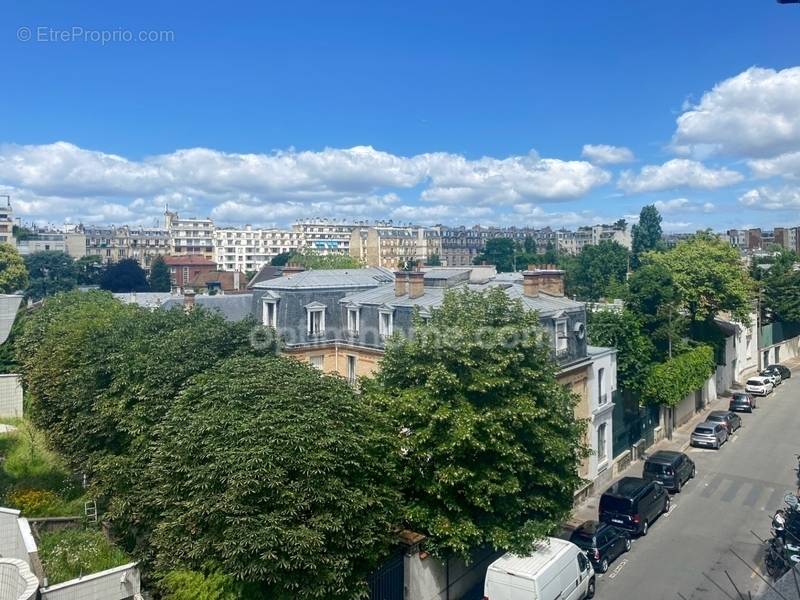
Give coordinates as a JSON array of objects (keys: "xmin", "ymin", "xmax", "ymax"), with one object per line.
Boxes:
[
  {"xmin": 690, "ymin": 421, "xmax": 728, "ymax": 449},
  {"xmin": 569, "ymin": 521, "xmax": 631, "ymax": 574},
  {"xmin": 767, "ymin": 364, "xmax": 791, "ymax": 379},
  {"xmin": 599, "ymin": 477, "xmax": 670, "ymax": 536},
  {"xmin": 729, "ymin": 392, "xmax": 757, "ymax": 413},
  {"xmin": 745, "ymin": 376, "xmax": 774, "ymax": 396},
  {"xmin": 484, "ymin": 537, "xmax": 595, "ymax": 600},
  {"xmin": 642, "ymin": 450, "xmax": 696, "ymax": 493},
  {"xmin": 706, "ymin": 410, "xmax": 742, "ymax": 435},
  {"xmin": 760, "ymin": 369, "xmax": 782, "ymax": 386}
]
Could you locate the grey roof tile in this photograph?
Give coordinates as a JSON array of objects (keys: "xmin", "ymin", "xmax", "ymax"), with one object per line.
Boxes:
[{"xmin": 252, "ymin": 267, "xmax": 394, "ymax": 290}]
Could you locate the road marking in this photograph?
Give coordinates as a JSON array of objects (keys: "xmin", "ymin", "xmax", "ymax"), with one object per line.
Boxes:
[
  {"xmin": 721, "ymin": 480, "xmax": 744, "ymax": 503},
  {"xmin": 607, "ymin": 558, "xmax": 627, "ymax": 579},
  {"xmin": 701, "ymin": 474, "xmax": 724, "ymax": 498}
]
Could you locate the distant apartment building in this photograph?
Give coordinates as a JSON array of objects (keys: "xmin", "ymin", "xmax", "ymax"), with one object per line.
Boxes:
[
  {"xmin": 165, "ymin": 210, "xmax": 215, "ymax": 258},
  {"xmin": 15, "ymin": 231, "xmax": 67, "ymax": 256},
  {"xmin": 350, "ymin": 225, "xmax": 441, "ymax": 268},
  {"xmin": 0, "ymin": 197, "xmax": 13, "ymax": 245},
  {"xmin": 83, "ymin": 225, "xmax": 168, "ymax": 268},
  {"xmin": 557, "ymin": 224, "xmax": 631, "ymax": 255},
  {"xmin": 292, "ymin": 220, "xmax": 356, "ymax": 255},
  {"xmin": 726, "ymin": 229, "xmax": 748, "ymax": 251},
  {"xmin": 213, "ymin": 226, "xmax": 304, "ymax": 272},
  {"xmin": 439, "ymin": 226, "xmax": 488, "ymax": 267},
  {"xmin": 773, "ymin": 227, "xmax": 799, "ymax": 253}
]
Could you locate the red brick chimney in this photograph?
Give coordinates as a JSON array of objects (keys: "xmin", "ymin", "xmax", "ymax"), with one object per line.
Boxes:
[
  {"xmin": 522, "ymin": 268, "xmax": 565, "ymax": 297},
  {"xmin": 394, "ymin": 271, "xmax": 408, "ymax": 296},
  {"xmin": 408, "ymin": 271, "xmax": 425, "ymax": 299}
]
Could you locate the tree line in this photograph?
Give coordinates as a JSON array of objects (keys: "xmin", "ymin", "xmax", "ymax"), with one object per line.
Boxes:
[
  {"xmin": 14, "ymin": 287, "xmax": 587, "ymax": 599},
  {"xmin": 0, "ymin": 244, "xmax": 173, "ymax": 299}
]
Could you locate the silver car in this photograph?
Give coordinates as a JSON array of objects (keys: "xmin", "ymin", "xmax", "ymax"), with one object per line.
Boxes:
[{"xmin": 690, "ymin": 421, "xmax": 728, "ymax": 450}]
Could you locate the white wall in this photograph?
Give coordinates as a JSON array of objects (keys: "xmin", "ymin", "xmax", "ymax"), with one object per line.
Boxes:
[
  {"xmin": 405, "ymin": 549, "xmax": 502, "ymax": 600},
  {"xmin": 0, "ymin": 375, "xmax": 23, "ymax": 419},
  {"xmin": 586, "ymin": 348, "xmax": 616, "ymax": 484},
  {"xmin": 0, "ymin": 559, "xmax": 38, "ymax": 600},
  {"xmin": 0, "ymin": 509, "xmax": 35, "ymax": 565},
  {"xmin": 40, "ymin": 562, "xmax": 140, "ymax": 600}
]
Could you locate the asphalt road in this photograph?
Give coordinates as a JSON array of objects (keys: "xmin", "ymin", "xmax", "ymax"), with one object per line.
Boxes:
[{"xmin": 593, "ymin": 374, "xmax": 800, "ymax": 600}]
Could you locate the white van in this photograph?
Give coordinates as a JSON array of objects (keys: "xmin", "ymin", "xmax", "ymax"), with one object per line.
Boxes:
[{"xmin": 483, "ymin": 537, "xmax": 595, "ymax": 600}]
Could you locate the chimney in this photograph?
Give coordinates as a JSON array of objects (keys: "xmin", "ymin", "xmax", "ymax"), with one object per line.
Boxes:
[
  {"xmin": 233, "ymin": 270, "xmax": 241, "ymax": 291},
  {"xmin": 282, "ymin": 266, "xmax": 305, "ymax": 276},
  {"xmin": 394, "ymin": 271, "xmax": 408, "ymax": 296},
  {"xmin": 522, "ymin": 268, "xmax": 565, "ymax": 297},
  {"xmin": 183, "ymin": 289, "xmax": 196, "ymax": 310},
  {"xmin": 408, "ymin": 271, "xmax": 425, "ymax": 299}
]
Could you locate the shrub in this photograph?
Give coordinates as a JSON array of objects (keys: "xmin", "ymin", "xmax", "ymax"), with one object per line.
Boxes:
[
  {"xmin": 37, "ymin": 527, "xmax": 130, "ymax": 585},
  {"xmin": 8, "ymin": 488, "xmax": 61, "ymax": 517}
]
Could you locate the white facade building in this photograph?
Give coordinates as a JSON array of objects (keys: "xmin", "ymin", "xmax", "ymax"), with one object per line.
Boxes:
[
  {"xmin": 213, "ymin": 226, "xmax": 304, "ymax": 272},
  {"xmin": 292, "ymin": 220, "xmax": 357, "ymax": 255},
  {"xmin": 586, "ymin": 346, "xmax": 617, "ymax": 486},
  {"xmin": 165, "ymin": 210, "xmax": 215, "ymax": 257}
]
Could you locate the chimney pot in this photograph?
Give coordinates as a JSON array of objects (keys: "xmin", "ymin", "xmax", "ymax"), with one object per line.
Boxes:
[{"xmin": 184, "ymin": 289, "xmax": 196, "ymax": 310}]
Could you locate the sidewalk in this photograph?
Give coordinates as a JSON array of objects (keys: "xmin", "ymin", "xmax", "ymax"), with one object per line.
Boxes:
[{"xmin": 567, "ymin": 358, "xmax": 800, "ymax": 529}]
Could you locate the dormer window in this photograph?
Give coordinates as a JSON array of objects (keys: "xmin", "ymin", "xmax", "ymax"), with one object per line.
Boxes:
[
  {"xmin": 305, "ymin": 302, "xmax": 327, "ymax": 336},
  {"xmin": 555, "ymin": 318, "xmax": 568, "ymax": 357},
  {"xmin": 379, "ymin": 309, "xmax": 394, "ymax": 338},
  {"xmin": 262, "ymin": 300, "xmax": 277, "ymax": 328},
  {"xmin": 347, "ymin": 307, "xmax": 360, "ymax": 335}
]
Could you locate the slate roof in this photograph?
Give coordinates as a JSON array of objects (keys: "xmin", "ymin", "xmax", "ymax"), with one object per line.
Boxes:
[
  {"xmin": 161, "ymin": 294, "xmax": 254, "ymax": 321},
  {"xmin": 341, "ymin": 279, "xmax": 584, "ymax": 317},
  {"xmin": 252, "ymin": 267, "xmax": 394, "ymax": 290}
]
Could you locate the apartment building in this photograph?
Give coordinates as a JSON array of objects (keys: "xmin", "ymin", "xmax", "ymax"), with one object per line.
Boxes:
[
  {"xmin": 213, "ymin": 226, "xmax": 303, "ymax": 272},
  {"xmin": 247, "ymin": 265, "xmax": 615, "ymax": 486},
  {"xmin": 165, "ymin": 210, "xmax": 215, "ymax": 257},
  {"xmin": 349, "ymin": 225, "xmax": 441, "ymax": 268},
  {"xmin": 292, "ymin": 220, "xmax": 357, "ymax": 255},
  {"xmin": 0, "ymin": 197, "xmax": 13, "ymax": 245},
  {"xmin": 83, "ymin": 225, "xmax": 168, "ymax": 268},
  {"xmin": 439, "ymin": 226, "xmax": 488, "ymax": 267},
  {"xmin": 774, "ymin": 227, "xmax": 800, "ymax": 253}
]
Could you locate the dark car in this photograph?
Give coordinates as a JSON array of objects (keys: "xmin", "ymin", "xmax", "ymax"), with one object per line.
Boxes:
[
  {"xmin": 599, "ymin": 477, "xmax": 670, "ymax": 536},
  {"xmin": 729, "ymin": 392, "xmax": 756, "ymax": 413},
  {"xmin": 706, "ymin": 410, "xmax": 742, "ymax": 435},
  {"xmin": 767, "ymin": 364, "xmax": 791, "ymax": 379},
  {"xmin": 643, "ymin": 450, "xmax": 696, "ymax": 493},
  {"xmin": 570, "ymin": 520, "xmax": 631, "ymax": 573}
]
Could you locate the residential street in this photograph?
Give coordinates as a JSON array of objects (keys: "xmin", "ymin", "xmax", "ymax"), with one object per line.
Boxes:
[{"xmin": 592, "ymin": 371, "xmax": 800, "ymax": 600}]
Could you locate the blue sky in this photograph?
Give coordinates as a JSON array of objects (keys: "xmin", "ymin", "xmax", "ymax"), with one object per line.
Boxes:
[{"xmin": 1, "ymin": 0, "xmax": 799, "ymax": 230}]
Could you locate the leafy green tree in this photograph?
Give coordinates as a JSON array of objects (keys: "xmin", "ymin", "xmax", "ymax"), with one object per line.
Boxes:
[
  {"xmin": 148, "ymin": 255, "xmax": 171, "ymax": 292},
  {"xmin": 144, "ymin": 355, "xmax": 401, "ymax": 599},
  {"xmin": 641, "ymin": 346, "xmax": 715, "ymax": 406},
  {"xmin": 0, "ymin": 243, "xmax": 28, "ymax": 293},
  {"xmin": 24, "ymin": 251, "xmax": 77, "ymax": 300},
  {"xmin": 427, "ymin": 253, "xmax": 442, "ymax": 266},
  {"xmin": 627, "ymin": 263, "xmax": 687, "ymax": 358},
  {"xmin": 631, "ymin": 205, "xmax": 663, "ymax": 268},
  {"xmin": 16, "ymin": 291, "xmax": 135, "ymax": 466},
  {"xmin": 588, "ymin": 308, "xmax": 655, "ymax": 392},
  {"xmin": 645, "ymin": 231, "xmax": 753, "ymax": 324},
  {"xmin": 161, "ymin": 570, "xmax": 259, "ymax": 600},
  {"xmin": 270, "ymin": 251, "xmax": 293, "ymax": 266},
  {"xmin": 365, "ymin": 288, "xmax": 588, "ymax": 558},
  {"xmin": 563, "ymin": 241, "xmax": 629, "ymax": 301},
  {"xmin": 474, "ymin": 238, "xmax": 516, "ymax": 272},
  {"xmin": 523, "ymin": 235, "xmax": 537, "ymax": 254},
  {"xmin": 75, "ymin": 255, "xmax": 105, "ymax": 285},
  {"xmin": 543, "ymin": 241, "xmax": 558, "ymax": 264},
  {"xmin": 100, "ymin": 259, "xmax": 149, "ymax": 292},
  {"xmin": 763, "ymin": 269, "xmax": 800, "ymax": 323}
]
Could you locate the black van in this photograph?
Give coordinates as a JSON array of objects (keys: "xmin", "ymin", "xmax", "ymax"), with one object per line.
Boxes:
[
  {"xmin": 642, "ymin": 450, "xmax": 696, "ymax": 493},
  {"xmin": 599, "ymin": 477, "xmax": 670, "ymax": 536}
]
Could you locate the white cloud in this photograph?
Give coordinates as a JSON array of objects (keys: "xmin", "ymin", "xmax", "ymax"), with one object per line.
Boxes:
[
  {"xmin": 581, "ymin": 144, "xmax": 635, "ymax": 165},
  {"xmin": 653, "ymin": 198, "xmax": 716, "ymax": 214},
  {"xmin": 673, "ymin": 66, "xmax": 800, "ymax": 158},
  {"xmin": 618, "ymin": 159, "xmax": 743, "ymax": 193},
  {"xmin": 738, "ymin": 186, "xmax": 800, "ymax": 210},
  {"xmin": 748, "ymin": 151, "xmax": 800, "ymax": 180},
  {"xmin": 0, "ymin": 141, "xmax": 613, "ymax": 225}
]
